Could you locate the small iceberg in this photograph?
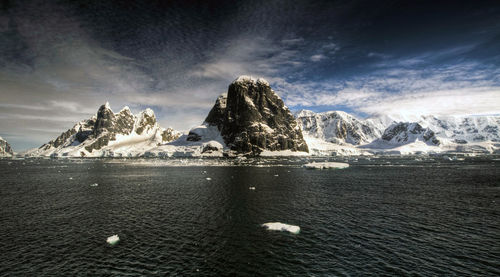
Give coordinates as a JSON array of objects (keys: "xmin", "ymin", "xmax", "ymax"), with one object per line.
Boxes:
[
  {"xmin": 262, "ymin": 222, "xmax": 300, "ymax": 234},
  {"xmin": 304, "ymin": 162, "xmax": 349, "ymax": 170},
  {"xmin": 106, "ymin": 234, "xmax": 120, "ymax": 245},
  {"xmin": 90, "ymin": 183, "xmax": 98, "ymax": 187}
]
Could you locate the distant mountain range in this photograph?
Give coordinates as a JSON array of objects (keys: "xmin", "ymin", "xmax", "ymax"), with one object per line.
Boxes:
[
  {"xmin": 296, "ymin": 110, "xmax": 500, "ymax": 155},
  {"xmin": 5, "ymin": 76, "xmax": 499, "ymax": 158}
]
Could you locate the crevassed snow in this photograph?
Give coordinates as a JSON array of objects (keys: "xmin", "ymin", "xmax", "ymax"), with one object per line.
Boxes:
[
  {"xmin": 262, "ymin": 222, "xmax": 300, "ymax": 234},
  {"xmin": 304, "ymin": 162, "xmax": 349, "ymax": 169}
]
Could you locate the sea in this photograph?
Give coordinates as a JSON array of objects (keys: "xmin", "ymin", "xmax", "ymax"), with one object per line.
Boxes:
[{"xmin": 0, "ymin": 156, "xmax": 499, "ymax": 276}]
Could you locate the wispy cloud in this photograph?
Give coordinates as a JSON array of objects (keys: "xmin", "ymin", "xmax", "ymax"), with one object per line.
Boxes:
[{"xmin": 310, "ymin": 54, "xmax": 326, "ymax": 62}]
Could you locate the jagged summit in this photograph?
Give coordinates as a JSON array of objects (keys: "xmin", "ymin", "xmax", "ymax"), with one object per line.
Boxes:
[
  {"xmin": 231, "ymin": 75, "xmax": 270, "ymax": 86},
  {"xmin": 189, "ymin": 76, "xmax": 308, "ymax": 155},
  {"xmin": 27, "ymin": 103, "xmax": 180, "ymax": 157}
]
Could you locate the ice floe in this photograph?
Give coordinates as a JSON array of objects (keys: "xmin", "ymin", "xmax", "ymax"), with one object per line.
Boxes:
[
  {"xmin": 106, "ymin": 234, "xmax": 120, "ymax": 245},
  {"xmin": 304, "ymin": 162, "xmax": 349, "ymax": 169},
  {"xmin": 262, "ymin": 222, "xmax": 300, "ymax": 234}
]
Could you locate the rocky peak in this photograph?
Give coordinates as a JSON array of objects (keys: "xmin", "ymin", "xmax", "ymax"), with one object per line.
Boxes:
[
  {"xmin": 382, "ymin": 122, "xmax": 440, "ymax": 145},
  {"xmin": 135, "ymin": 108, "xmax": 157, "ymax": 135},
  {"xmin": 93, "ymin": 102, "xmax": 116, "ymax": 136},
  {"xmin": 202, "ymin": 75, "xmax": 308, "ymax": 154},
  {"xmin": 0, "ymin": 136, "xmax": 14, "ymax": 157}
]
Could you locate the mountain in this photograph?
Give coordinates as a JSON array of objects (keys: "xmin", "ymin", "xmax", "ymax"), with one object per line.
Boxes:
[
  {"xmin": 359, "ymin": 122, "xmax": 442, "ymax": 154},
  {"xmin": 26, "ymin": 102, "xmax": 180, "ymax": 157},
  {"xmin": 187, "ymin": 76, "xmax": 308, "ymax": 155},
  {"xmin": 295, "ymin": 110, "xmax": 500, "ymax": 155},
  {"xmin": 418, "ymin": 115, "xmax": 500, "ymax": 143},
  {"xmin": 295, "ymin": 110, "xmax": 382, "ymax": 145},
  {"xmin": 380, "ymin": 122, "xmax": 440, "ymax": 145},
  {"xmin": 0, "ymin": 136, "xmax": 14, "ymax": 157}
]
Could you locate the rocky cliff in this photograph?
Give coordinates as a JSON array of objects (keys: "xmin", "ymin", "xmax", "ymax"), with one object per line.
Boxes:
[{"xmin": 191, "ymin": 76, "xmax": 308, "ymax": 155}]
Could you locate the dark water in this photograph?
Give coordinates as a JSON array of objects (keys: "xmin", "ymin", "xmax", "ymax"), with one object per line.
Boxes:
[{"xmin": 0, "ymin": 157, "xmax": 499, "ymax": 276}]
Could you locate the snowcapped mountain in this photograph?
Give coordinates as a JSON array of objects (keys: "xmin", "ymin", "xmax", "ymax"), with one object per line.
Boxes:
[
  {"xmin": 359, "ymin": 122, "xmax": 442, "ymax": 155},
  {"xmin": 26, "ymin": 102, "xmax": 180, "ymax": 157},
  {"xmin": 364, "ymin": 114, "xmax": 500, "ymax": 154},
  {"xmin": 16, "ymin": 77, "xmax": 500, "ymax": 158},
  {"xmin": 186, "ymin": 76, "xmax": 308, "ymax": 155},
  {"xmin": 380, "ymin": 122, "xmax": 440, "ymax": 145},
  {"xmin": 295, "ymin": 110, "xmax": 500, "ymax": 155},
  {"xmin": 295, "ymin": 110, "xmax": 382, "ymax": 145},
  {"xmin": 0, "ymin": 136, "xmax": 14, "ymax": 157},
  {"xmin": 417, "ymin": 115, "xmax": 500, "ymax": 143}
]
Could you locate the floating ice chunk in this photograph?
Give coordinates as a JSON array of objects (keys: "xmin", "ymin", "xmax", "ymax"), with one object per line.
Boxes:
[
  {"xmin": 106, "ymin": 234, "xmax": 120, "ymax": 245},
  {"xmin": 206, "ymin": 177, "xmax": 212, "ymax": 181},
  {"xmin": 90, "ymin": 183, "xmax": 98, "ymax": 187},
  {"xmin": 304, "ymin": 162, "xmax": 349, "ymax": 170},
  {"xmin": 249, "ymin": 186, "xmax": 256, "ymax": 190},
  {"xmin": 262, "ymin": 222, "xmax": 300, "ymax": 234}
]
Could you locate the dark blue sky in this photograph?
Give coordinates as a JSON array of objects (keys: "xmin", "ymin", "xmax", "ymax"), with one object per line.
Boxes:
[{"xmin": 1, "ymin": 0, "xmax": 499, "ymax": 150}]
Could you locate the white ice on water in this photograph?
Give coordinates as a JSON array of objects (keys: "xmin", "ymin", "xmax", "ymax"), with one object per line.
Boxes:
[
  {"xmin": 106, "ymin": 234, "xmax": 120, "ymax": 245},
  {"xmin": 262, "ymin": 222, "xmax": 300, "ymax": 234},
  {"xmin": 304, "ymin": 162, "xmax": 349, "ymax": 169}
]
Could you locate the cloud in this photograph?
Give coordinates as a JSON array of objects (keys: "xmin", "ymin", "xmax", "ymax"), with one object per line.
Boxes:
[
  {"xmin": 310, "ymin": 54, "xmax": 326, "ymax": 62},
  {"xmin": 276, "ymin": 54, "xmax": 500, "ymax": 118},
  {"xmin": 359, "ymin": 87, "xmax": 500, "ymax": 117}
]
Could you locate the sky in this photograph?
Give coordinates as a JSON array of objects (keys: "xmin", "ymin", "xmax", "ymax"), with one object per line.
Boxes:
[{"xmin": 1, "ymin": 0, "xmax": 499, "ymax": 150}]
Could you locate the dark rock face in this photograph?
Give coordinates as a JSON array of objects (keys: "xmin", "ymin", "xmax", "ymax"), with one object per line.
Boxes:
[
  {"xmin": 161, "ymin": 128, "xmax": 181, "ymax": 143},
  {"xmin": 382, "ymin": 122, "xmax": 440, "ymax": 145},
  {"xmin": 204, "ymin": 76, "xmax": 308, "ymax": 154},
  {"xmin": 40, "ymin": 117, "xmax": 96, "ymax": 150},
  {"xmin": 0, "ymin": 137, "xmax": 14, "ymax": 156}
]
